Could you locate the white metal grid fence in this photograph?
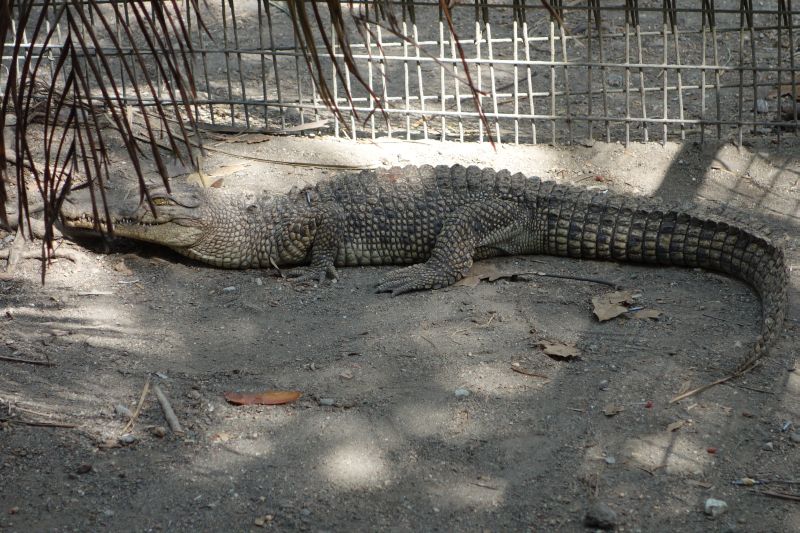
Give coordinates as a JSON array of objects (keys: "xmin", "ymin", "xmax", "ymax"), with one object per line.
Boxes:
[{"xmin": 4, "ymin": 1, "xmax": 800, "ymax": 146}]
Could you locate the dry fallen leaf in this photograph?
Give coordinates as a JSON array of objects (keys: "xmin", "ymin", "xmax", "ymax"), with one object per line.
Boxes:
[
  {"xmin": 223, "ymin": 390, "xmax": 302, "ymax": 406},
  {"xmin": 603, "ymin": 404, "xmax": 625, "ymax": 417},
  {"xmin": 592, "ymin": 290, "xmax": 635, "ymax": 321},
  {"xmin": 770, "ymin": 83, "xmax": 800, "ymax": 100},
  {"xmin": 666, "ymin": 420, "xmax": 687, "ymax": 432},
  {"xmin": 211, "ymin": 432, "xmax": 232, "ymax": 443},
  {"xmin": 455, "ymin": 263, "xmax": 510, "ymax": 287},
  {"xmin": 631, "ymin": 308, "xmax": 662, "ymax": 320},
  {"xmin": 538, "ymin": 340, "xmax": 581, "ymax": 360}
]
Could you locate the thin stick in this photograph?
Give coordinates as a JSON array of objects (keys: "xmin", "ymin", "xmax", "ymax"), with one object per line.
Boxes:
[
  {"xmin": 0, "ymin": 354, "xmax": 55, "ymax": 366},
  {"xmin": 514, "ymin": 271, "xmax": 619, "ymax": 289},
  {"xmin": 153, "ymin": 383, "xmax": 184, "ymax": 435},
  {"xmin": 725, "ymin": 382, "xmax": 775, "ymax": 395},
  {"xmin": 9, "ymin": 419, "xmax": 76, "ymax": 428},
  {"xmin": 670, "ymin": 373, "xmax": 738, "ymax": 403},
  {"xmin": 121, "ymin": 375, "xmax": 151, "ymax": 435},
  {"xmin": 510, "ymin": 366, "xmax": 550, "ymax": 380},
  {"xmin": 751, "ymin": 490, "xmax": 800, "ymax": 503},
  {"xmin": 418, "ymin": 335, "xmax": 437, "ymax": 349}
]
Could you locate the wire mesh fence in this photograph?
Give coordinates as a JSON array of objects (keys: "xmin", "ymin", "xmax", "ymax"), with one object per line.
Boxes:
[{"xmin": 3, "ymin": 0, "xmax": 800, "ymax": 146}]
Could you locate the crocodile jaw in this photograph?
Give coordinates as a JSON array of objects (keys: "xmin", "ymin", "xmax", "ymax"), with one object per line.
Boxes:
[{"xmin": 65, "ymin": 214, "xmax": 206, "ymax": 249}]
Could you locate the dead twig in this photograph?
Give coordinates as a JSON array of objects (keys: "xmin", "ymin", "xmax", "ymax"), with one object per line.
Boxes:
[
  {"xmin": 0, "ymin": 354, "xmax": 55, "ymax": 366},
  {"xmin": 9, "ymin": 418, "xmax": 76, "ymax": 428},
  {"xmin": 751, "ymin": 489, "xmax": 800, "ymax": 503},
  {"xmin": 121, "ymin": 375, "xmax": 151, "ymax": 435},
  {"xmin": 153, "ymin": 382, "xmax": 184, "ymax": 435},
  {"xmin": 725, "ymin": 382, "xmax": 775, "ymax": 395},
  {"xmin": 515, "ymin": 271, "xmax": 619, "ymax": 289},
  {"xmin": 469, "ymin": 482, "xmax": 499, "ymax": 490},
  {"xmin": 670, "ymin": 374, "xmax": 738, "ymax": 403},
  {"xmin": 418, "ymin": 335, "xmax": 437, "ymax": 350},
  {"xmin": 510, "ymin": 366, "xmax": 550, "ymax": 380},
  {"xmin": 670, "ymin": 356, "xmax": 765, "ymax": 403}
]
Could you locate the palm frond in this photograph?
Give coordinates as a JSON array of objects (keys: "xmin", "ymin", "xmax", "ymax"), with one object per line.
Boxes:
[{"xmin": 1, "ymin": 0, "xmax": 201, "ymax": 279}]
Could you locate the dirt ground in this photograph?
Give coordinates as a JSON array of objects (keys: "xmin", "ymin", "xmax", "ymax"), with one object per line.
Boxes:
[{"xmin": 1, "ymin": 135, "xmax": 799, "ymax": 532}]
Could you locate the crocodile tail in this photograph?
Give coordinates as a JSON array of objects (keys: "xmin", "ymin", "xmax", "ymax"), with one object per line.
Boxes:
[{"xmin": 542, "ymin": 188, "xmax": 788, "ymax": 372}]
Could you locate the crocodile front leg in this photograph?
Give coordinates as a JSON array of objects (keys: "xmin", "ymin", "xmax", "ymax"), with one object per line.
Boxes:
[
  {"xmin": 375, "ymin": 200, "xmax": 534, "ymax": 295},
  {"xmin": 282, "ymin": 205, "xmax": 344, "ymax": 284}
]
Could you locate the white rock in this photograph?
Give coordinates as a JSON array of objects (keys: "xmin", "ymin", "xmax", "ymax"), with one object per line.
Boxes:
[{"xmin": 704, "ymin": 498, "xmax": 728, "ymax": 517}]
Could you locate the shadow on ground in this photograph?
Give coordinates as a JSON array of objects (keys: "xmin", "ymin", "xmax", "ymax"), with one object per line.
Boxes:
[{"xmin": 1, "ymin": 138, "xmax": 799, "ymax": 531}]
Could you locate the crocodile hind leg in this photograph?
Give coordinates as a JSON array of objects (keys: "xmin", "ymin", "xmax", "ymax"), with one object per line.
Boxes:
[{"xmin": 375, "ymin": 200, "xmax": 535, "ymax": 296}]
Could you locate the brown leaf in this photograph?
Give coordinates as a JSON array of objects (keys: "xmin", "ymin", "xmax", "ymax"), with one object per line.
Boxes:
[
  {"xmin": 211, "ymin": 432, "xmax": 232, "ymax": 443},
  {"xmin": 245, "ymin": 134, "xmax": 272, "ymax": 144},
  {"xmin": 631, "ymin": 309, "xmax": 662, "ymax": 320},
  {"xmin": 770, "ymin": 83, "xmax": 800, "ymax": 100},
  {"xmin": 455, "ymin": 263, "xmax": 510, "ymax": 287},
  {"xmin": 603, "ymin": 404, "xmax": 624, "ymax": 417},
  {"xmin": 592, "ymin": 290, "xmax": 635, "ymax": 321},
  {"xmin": 666, "ymin": 419, "xmax": 687, "ymax": 432},
  {"xmin": 113, "ymin": 260, "xmax": 133, "ymax": 276},
  {"xmin": 209, "ymin": 178, "xmax": 224, "ymax": 188},
  {"xmin": 454, "ymin": 275, "xmax": 482, "ymax": 288},
  {"xmin": 223, "ymin": 390, "xmax": 302, "ymax": 406},
  {"xmin": 539, "ymin": 340, "xmax": 581, "ymax": 360}
]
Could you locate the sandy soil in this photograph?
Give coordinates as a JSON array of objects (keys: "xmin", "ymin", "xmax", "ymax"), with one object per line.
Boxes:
[{"xmin": 1, "ymin": 136, "xmax": 799, "ymax": 532}]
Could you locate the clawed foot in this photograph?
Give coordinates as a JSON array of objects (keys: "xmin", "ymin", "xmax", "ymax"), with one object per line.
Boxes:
[
  {"xmin": 375, "ymin": 263, "xmax": 454, "ymax": 296},
  {"xmin": 284, "ymin": 264, "xmax": 339, "ymax": 285}
]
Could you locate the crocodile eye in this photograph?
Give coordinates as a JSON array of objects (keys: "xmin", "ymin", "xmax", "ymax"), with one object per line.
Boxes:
[{"xmin": 152, "ymin": 197, "xmax": 173, "ymax": 206}]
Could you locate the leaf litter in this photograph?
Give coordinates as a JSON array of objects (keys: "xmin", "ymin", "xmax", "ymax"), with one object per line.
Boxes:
[
  {"xmin": 223, "ymin": 390, "xmax": 302, "ymax": 406},
  {"xmin": 592, "ymin": 290, "xmax": 661, "ymax": 321},
  {"xmin": 538, "ymin": 340, "xmax": 581, "ymax": 360}
]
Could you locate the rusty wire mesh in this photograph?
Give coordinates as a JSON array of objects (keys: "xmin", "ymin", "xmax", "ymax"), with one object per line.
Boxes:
[{"xmin": 3, "ymin": 0, "xmax": 800, "ymax": 146}]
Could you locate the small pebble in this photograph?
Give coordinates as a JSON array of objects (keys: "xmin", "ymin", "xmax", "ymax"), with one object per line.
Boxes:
[
  {"xmin": 599, "ymin": 380, "xmax": 609, "ymax": 391},
  {"xmin": 75, "ymin": 463, "xmax": 92, "ymax": 475},
  {"xmin": 118, "ymin": 434, "xmax": 137, "ymax": 445},
  {"xmin": 607, "ymin": 74, "xmax": 623, "ymax": 88},
  {"xmin": 584, "ymin": 501, "xmax": 617, "ymax": 530},
  {"xmin": 704, "ymin": 498, "xmax": 728, "ymax": 518},
  {"xmin": 318, "ymin": 398, "xmax": 335, "ymax": 406},
  {"xmin": 150, "ymin": 426, "xmax": 167, "ymax": 438},
  {"xmin": 762, "ymin": 441, "xmax": 774, "ymax": 451},
  {"xmin": 789, "ymin": 432, "xmax": 800, "ymax": 443},
  {"xmin": 454, "ymin": 388, "xmax": 470, "ymax": 398},
  {"xmin": 755, "ymin": 98, "xmax": 769, "ymax": 114},
  {"xmin": 604, "ymin": 456, "xmax": 616, "ymax": 465},
  {"xmin": 255, "ymin": 277, "xmax": 263, "ymax": 286},
  {"xmin": 187, "ymin": 390, "xmax": 201, "ymax": 400},
  {"xmin": 114, "ymin": 404, "xmax": 133, "ymax": 418},
  {"xmin": 222, "ymin": 286, "xmax": 237, "ymax": 293}
]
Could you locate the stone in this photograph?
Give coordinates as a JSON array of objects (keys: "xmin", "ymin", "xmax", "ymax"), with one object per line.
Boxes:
[
  {"xmin": 704, "ymin": 498, "xmax": 728, "ymax": 518},
  {"xmin": 584, "ymin": 502, "xmax": 617, "ymax": 530}
]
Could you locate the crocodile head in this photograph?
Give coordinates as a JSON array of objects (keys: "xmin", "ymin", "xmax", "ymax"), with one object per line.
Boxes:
[
  {"xmin": 61, "ymin": 183, "xmax": 310, "ymax": 269},
  {"xmin": 61, "ymin": 186, "xmax": 209, "ymax": 249}
]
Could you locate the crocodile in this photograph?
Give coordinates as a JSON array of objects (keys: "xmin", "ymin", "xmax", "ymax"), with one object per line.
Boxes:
[{"xmin": 62, "ymin": 164, "xmax": 788, "ymax": 374}]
